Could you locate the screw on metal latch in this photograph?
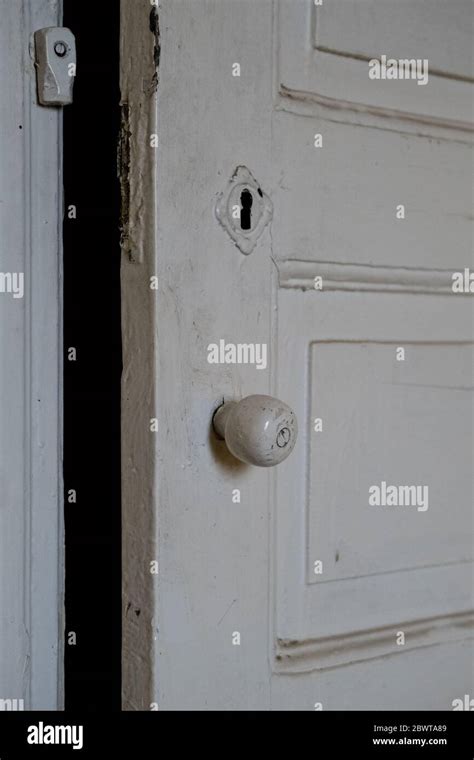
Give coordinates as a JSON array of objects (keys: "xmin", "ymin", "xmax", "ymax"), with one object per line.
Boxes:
[{"xmin": 54, "ymin": 41, "xmax": 68, "ymax": 57}]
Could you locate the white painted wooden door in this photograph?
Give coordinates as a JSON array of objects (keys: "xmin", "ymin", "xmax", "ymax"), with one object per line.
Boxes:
[
  {"xmin": 0, "ymin": 0, "xmax": 63, "ymax": 710},
  {"xmin": 121, "ymin": 0, "xmax": 473, "ymax": 710}
]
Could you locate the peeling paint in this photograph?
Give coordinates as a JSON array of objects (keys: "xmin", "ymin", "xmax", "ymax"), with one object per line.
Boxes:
[
  {"xmin": 148, "ymin": 6, "xmax": 161, "ymax": 94},
  {"xmin": 118, "ymin": 103, "xmax": 131, "ymax": 259}
]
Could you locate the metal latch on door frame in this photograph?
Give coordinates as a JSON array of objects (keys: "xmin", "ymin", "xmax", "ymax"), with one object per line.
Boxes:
[{"xmin": 34, "ymin": 27, "xmax": 76, "ymax": 106}]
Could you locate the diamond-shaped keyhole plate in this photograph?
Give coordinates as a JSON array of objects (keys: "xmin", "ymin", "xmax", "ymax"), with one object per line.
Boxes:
[{"xmin": 215, "ymin": 166, "xmax": 273, "ymax": 255}]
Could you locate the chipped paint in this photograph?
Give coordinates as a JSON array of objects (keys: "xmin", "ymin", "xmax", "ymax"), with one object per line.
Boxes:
[
  {"xmin": 118, "ymin": 103, "xmax": 131, "ymax": 259},
  {"xmin": 148, "ymin": 6, "xmax": 161, "ymax": 94}
]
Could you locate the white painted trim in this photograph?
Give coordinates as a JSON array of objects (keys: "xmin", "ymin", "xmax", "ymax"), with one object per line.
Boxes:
[
  {"xmin": 0, "ymin": 0, "xmax": 63, "ymax": 710},
  {"xmin": 277, "ymin": 259, "xmax": 469, "ymax": 295},
  {"xmin": 275, "ymin": 610, "xmax": 474, "ymax": 673},
  {"xmin": 28, "ymin": 0, "xmax": 64, "ymax": 709}
]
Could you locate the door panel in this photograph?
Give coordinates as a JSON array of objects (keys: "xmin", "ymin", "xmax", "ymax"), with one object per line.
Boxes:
[
  {"xmin": 277, "ymin": 0, "xmax": 474, "ymax": 126},
  {"xmin": 274, "ymin": 290, "xmax": 473, "ymax": 675},
  {"xmin": 270, "ymin": 0, "xmax": 473, "ymax": 701},
  {"xmin": 271, "ymin": 113, "xmax": 473, "ymax": 272},
  {"xmin": 273, "ymin": 299, "xmax": 473, "ymax": 696},
  {"xmin": 317, "ymin": 0, "xmax": 472, "ymax": 79},
  {"xmin": 307, "ymin": 343, "xmax": 472, "ymax": 580}
]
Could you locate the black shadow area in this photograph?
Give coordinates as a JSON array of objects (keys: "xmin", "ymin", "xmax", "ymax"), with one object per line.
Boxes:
[{"xmin": 63, "ymin": 0, "xmax": 122, "ymax": 711}]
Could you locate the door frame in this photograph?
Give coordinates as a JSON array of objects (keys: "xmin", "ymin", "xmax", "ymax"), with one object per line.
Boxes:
[{"xmin": 0, "ymin": 0, "xmax": 64, "ymax": 710}]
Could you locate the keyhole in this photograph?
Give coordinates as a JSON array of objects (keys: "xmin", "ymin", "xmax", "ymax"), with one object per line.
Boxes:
[{"xmin": 240, "ymin": 189, "xmax": 253, "ymax": 231}]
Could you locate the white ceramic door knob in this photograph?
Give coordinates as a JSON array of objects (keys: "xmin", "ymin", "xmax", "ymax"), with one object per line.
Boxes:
[{"xmin": 213, "ymin": 395, "xmax": 298, "ymax": 467}]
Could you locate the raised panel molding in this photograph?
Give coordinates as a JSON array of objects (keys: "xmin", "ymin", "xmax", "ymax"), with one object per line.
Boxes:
[
  {"xmin": 277, "ymin": 259, "xmax": 469, "ymax": 295},
  {"xmin": 275, "ymin": 611, "xmax": 474, "ymax": 673}
]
